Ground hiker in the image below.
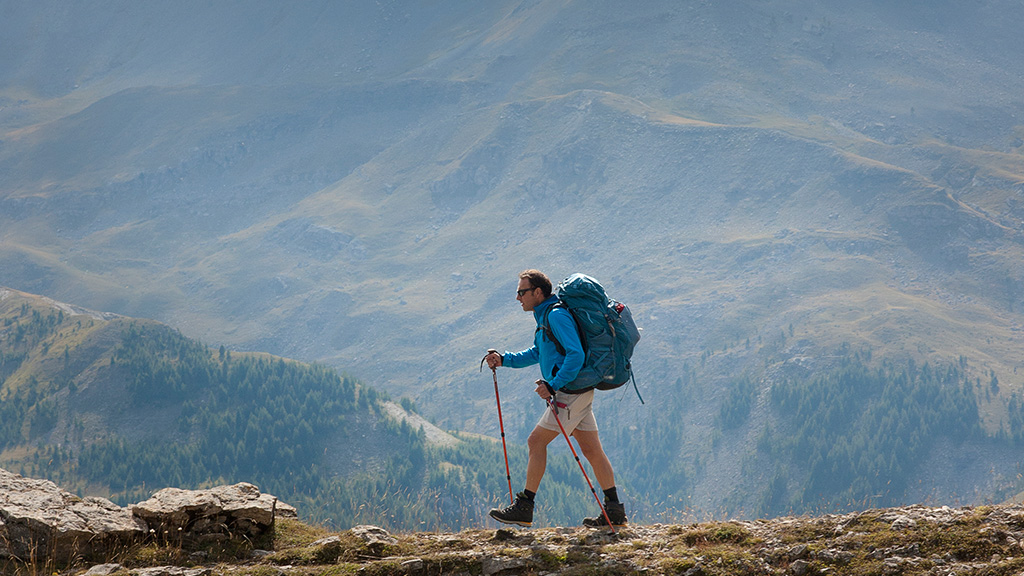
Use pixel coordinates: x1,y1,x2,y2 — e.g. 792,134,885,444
483,269,626,527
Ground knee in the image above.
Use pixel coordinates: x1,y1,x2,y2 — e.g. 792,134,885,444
527,429,552,452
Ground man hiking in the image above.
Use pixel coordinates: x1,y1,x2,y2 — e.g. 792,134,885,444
483,269,626,527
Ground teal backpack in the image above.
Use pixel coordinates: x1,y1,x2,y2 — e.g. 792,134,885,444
540,273,643,402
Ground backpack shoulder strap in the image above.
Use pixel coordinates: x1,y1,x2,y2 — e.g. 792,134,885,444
537,303,567,356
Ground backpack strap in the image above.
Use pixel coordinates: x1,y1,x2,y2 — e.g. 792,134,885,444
539,303,599,395
629,369,645,404
537,304,567,356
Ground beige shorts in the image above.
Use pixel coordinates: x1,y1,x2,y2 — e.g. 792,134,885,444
537,389,598,434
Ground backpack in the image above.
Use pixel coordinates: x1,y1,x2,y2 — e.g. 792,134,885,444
540,273,643,403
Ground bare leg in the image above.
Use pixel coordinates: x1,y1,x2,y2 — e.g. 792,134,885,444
525,426,560,492
571,429,615,490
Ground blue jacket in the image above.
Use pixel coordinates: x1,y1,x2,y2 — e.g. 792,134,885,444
502,295,584,391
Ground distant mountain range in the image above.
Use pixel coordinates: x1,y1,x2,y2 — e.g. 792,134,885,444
2,1,1024,519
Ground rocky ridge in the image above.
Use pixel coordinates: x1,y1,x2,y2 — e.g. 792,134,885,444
274,505,1024,576
6,466,1024,575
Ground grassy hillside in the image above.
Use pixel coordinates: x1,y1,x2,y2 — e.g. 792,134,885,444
0,287,617,530
3,1,1024,519
6,284,1024,530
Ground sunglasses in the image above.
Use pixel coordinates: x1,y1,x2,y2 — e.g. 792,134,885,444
516,287,537,297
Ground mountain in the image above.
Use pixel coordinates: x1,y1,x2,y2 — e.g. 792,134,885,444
0,286,623,530
2,1,1024,518
0,286,409,520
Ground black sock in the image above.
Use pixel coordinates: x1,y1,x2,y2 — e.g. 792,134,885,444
603,487,619,503
523,489,536,502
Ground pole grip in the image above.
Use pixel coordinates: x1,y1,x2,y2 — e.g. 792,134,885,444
481,349,500,371
540,379,555,397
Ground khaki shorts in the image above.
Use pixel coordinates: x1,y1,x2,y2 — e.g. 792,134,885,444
537,389,598,434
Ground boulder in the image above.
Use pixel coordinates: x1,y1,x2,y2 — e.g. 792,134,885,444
0,468,147,564
306,536,343,563
350,525,397,556
131,482,277,544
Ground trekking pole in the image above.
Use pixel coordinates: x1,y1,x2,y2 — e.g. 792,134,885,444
482,349,514,505
540,380,616,534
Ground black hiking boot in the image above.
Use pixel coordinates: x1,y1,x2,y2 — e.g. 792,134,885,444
488,492,534,527
582,500,627,527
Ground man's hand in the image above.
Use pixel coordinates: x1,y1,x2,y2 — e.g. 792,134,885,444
485,350,503,369
535,379,552,400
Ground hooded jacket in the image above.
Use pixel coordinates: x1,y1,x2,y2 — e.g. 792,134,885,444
502,295,585,391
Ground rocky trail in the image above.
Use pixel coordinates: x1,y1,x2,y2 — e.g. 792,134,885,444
5,468,1024,575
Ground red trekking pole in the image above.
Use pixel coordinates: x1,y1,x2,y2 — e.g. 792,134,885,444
541,380,616,533
482,349,514,505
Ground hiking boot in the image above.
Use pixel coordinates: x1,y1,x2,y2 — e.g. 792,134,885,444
582,500,627,527
489,492,534,527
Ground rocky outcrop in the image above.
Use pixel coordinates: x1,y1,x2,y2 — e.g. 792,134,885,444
15,465,1024,576
131,483,278,545
0,469,288,567
0,468,147,564
350,524,398,555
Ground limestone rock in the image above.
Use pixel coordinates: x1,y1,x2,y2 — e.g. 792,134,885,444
307,536,343,563
131,483,277,543
350,524,397,555
482,555,527,576
0,468,146,564
789,559,811,575
83,564,125,576
787,543,810,560
276,500,299,518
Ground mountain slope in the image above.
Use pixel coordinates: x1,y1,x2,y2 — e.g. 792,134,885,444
0,286,626,529
0,287,392,514
2,1,1024,518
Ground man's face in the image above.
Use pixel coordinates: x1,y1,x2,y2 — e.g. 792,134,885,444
516,278,544,312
